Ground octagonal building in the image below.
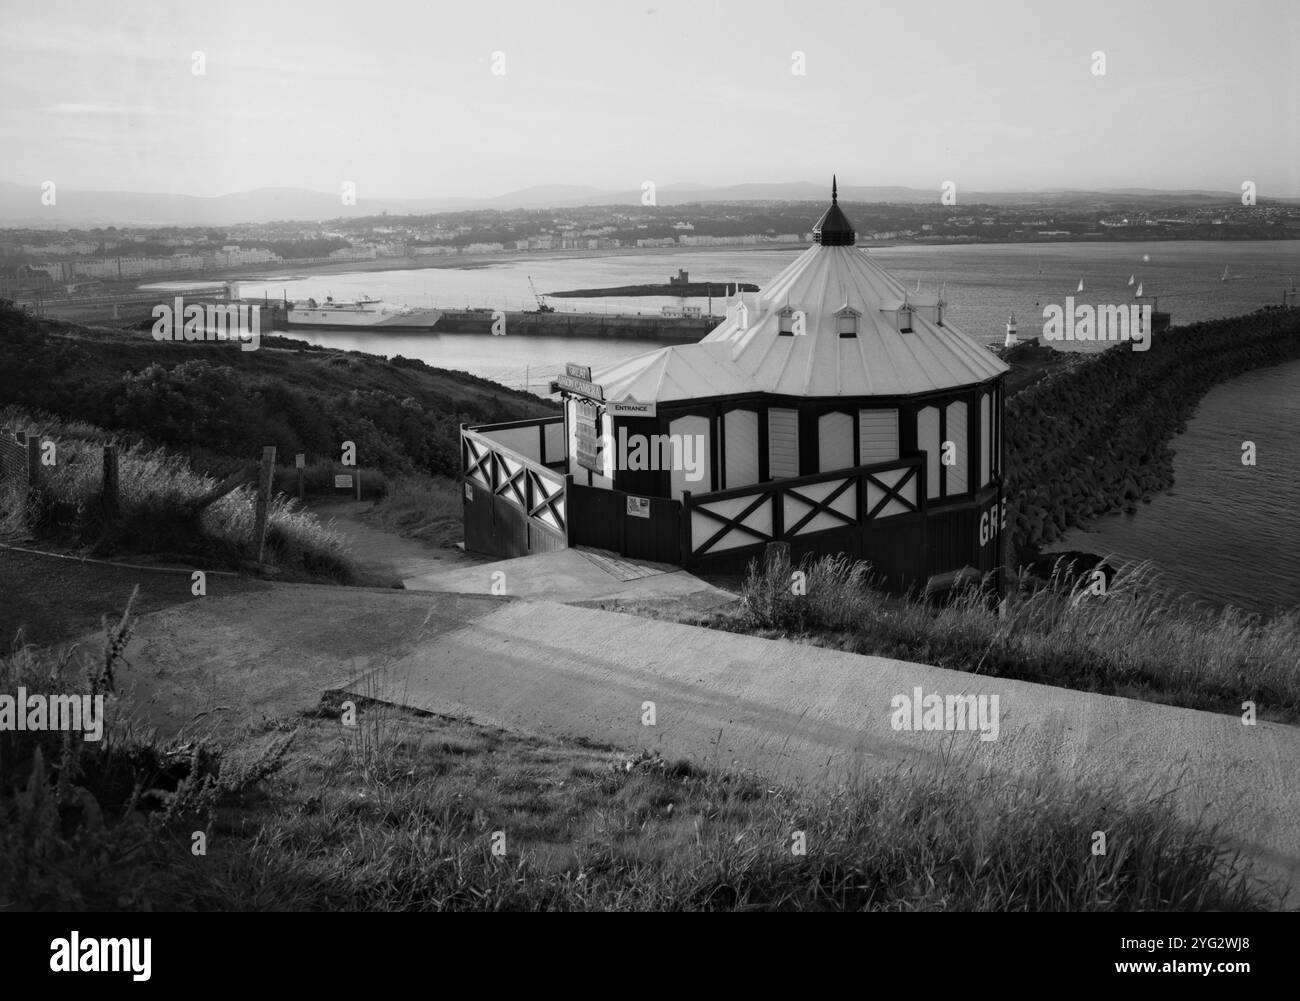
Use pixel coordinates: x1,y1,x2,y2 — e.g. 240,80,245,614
461,179,1011,593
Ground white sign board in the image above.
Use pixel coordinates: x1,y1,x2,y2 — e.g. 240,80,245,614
334,474,354,488
626,495,650,518
608,398,657,418
295,453,305,469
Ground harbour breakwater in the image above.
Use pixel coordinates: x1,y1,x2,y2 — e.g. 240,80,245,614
428,309,719,341
1003,305,1300,557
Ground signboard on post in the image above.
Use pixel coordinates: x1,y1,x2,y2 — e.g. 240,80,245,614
552,373,604,400
565,362,592,381
334,474,353,489
574,399,604,474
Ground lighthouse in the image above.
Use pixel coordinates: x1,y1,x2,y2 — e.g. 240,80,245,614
1004,313,1018,348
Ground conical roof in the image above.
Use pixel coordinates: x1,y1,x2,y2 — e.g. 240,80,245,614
812,175,855,246
591,181,1009,404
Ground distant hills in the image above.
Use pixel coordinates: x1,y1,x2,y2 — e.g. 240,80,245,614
2,179,1293,228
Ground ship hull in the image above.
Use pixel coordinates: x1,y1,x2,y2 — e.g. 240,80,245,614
285,307,443,331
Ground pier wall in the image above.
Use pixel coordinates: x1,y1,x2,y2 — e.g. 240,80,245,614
1004,306,1300,554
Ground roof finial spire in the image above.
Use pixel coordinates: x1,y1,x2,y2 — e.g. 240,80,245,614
832,174,838,204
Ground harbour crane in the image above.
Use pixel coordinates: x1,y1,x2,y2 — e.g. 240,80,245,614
527,276,554,313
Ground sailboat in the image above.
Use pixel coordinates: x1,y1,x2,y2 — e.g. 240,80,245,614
1135,282,1143,298
1076,279,1084,293
1128,275,1135,286
914,277,922,293
1221,266,1230,282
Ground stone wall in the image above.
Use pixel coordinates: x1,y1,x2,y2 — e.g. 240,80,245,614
1004,306,1300,555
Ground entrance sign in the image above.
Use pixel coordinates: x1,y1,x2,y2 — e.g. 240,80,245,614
608,398,657,418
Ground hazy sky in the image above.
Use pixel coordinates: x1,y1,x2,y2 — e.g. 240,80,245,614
1,0,1296,198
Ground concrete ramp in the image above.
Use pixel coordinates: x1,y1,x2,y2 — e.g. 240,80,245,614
402,547,735,606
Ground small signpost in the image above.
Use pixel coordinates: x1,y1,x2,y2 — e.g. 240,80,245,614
295,452,305,500
626,495,650,518
574,398,603,474
553,361,608,475
334,470,361,500
552,361,604,401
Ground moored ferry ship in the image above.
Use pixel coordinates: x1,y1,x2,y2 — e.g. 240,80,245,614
286,295,442,330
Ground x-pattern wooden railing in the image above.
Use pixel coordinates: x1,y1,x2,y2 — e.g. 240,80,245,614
863,463,919,520
687,456,922,557
462,427,566,536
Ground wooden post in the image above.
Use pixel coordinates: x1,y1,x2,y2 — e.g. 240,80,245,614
101,445,119,518
252,446,276,563
999,495,1015,618
26,434,41,486
295,453,305,501
562,473,574,546
680,490,692,566
619,490,627,557
766,540,791,572
356,466,361,502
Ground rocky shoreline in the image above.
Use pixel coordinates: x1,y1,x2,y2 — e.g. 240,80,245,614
1004,306,1300,559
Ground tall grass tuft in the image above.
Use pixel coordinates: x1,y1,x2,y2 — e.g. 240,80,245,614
1,407,359,581
734,553,1300,720
0,599,289,910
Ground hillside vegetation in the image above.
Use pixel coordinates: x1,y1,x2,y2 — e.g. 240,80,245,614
0,299,554,478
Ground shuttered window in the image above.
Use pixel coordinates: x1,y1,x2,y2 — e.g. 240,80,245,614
768,408,799,480
858,410,898,466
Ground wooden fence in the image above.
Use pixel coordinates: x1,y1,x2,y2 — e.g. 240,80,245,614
462,425,568,557
682,455,924,564
0,429,278,561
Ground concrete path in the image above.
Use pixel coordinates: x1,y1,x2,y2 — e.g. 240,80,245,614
102,580,1300,902
104,584,502,740
402,547,737,607
344,599,1300,901
310,500,484,585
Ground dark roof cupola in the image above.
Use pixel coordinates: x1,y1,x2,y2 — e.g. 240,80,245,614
812,174,856,246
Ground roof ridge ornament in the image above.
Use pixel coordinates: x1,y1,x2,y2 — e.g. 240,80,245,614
813,174,856,247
